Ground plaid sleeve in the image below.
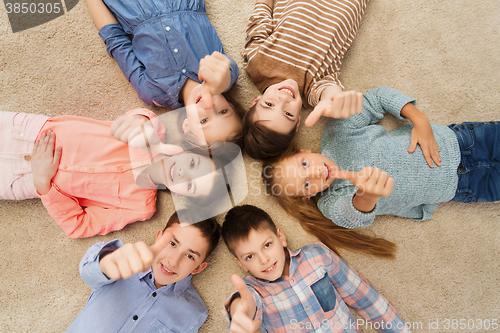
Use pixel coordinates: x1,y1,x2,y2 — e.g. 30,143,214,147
320,243,411,333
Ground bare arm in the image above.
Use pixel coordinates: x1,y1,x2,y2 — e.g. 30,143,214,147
86,0,118,30
256,0,273,7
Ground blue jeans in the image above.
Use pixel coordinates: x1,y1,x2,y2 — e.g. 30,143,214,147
449,121,500,202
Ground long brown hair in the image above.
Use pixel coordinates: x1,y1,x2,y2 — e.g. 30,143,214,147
262,148,397,259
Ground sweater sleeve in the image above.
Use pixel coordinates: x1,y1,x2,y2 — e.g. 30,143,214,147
40,183,157,238
317,180,378,229
243,3,273,64
346,86,417,128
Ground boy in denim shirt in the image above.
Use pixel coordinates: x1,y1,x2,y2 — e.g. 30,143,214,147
222,205,411,333
67,210,220,332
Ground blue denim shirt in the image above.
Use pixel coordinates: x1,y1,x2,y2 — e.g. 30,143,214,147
66,239,208,333
98,0,239,109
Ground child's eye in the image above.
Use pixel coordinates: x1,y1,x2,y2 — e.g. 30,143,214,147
169,241,176,247
187,180,192,190
305,180,310,189
190,159,195,168
200,118,208,124
265,102,273,107
219,109,228,114
285,111,293,118
264,242,272,248
245,255,253,261
301,159,307,167
186,254,195,261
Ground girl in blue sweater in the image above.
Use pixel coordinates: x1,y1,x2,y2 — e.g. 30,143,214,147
262,86,499,233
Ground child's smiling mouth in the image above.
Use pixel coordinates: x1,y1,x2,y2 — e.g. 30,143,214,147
325,163,331,181
278,86,295,99
161,263,176,276
169,162,175,182
262,261,277,273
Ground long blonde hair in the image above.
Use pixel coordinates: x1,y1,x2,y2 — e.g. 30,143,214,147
262,149,397,259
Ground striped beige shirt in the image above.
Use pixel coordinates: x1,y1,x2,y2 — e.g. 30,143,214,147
243,0,368,108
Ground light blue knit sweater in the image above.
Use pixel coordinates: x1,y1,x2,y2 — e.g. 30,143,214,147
317,86,461,229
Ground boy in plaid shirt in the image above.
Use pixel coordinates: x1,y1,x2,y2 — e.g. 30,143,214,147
221,205,411,333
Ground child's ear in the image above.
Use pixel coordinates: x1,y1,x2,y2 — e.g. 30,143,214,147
182,118,190,134
191,261,208,275
250,96,262,108
234,257,248,272
277,228,287,248
299,148,311,153
155,230,163,242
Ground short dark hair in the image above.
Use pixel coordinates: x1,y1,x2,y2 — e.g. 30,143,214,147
242,103,297,161
164,210,221,260
221,205,278,256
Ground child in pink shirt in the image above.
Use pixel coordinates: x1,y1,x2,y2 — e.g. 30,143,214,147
0,109,232,238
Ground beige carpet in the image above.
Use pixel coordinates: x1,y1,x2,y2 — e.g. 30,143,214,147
1,0,499,332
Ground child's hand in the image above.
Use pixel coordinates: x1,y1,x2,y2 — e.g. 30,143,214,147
198,51,232,110
408,116,441,168
111,115,183,156
31,131,62,195
229,274,261,333
305,90,363,127
99,230,172,280
334,167,394,213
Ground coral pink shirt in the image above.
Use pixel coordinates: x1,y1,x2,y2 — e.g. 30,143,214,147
39,109,164,238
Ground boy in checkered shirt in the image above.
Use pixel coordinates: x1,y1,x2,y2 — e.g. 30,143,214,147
221,205,412,333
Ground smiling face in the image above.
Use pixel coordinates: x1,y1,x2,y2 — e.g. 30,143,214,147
253,79,303,135
158,152,217,199
276,151,339,198
151,223,209,288
184,85,242,143
234,227,288,282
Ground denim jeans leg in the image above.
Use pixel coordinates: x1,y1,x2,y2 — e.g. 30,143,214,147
449,121,500,203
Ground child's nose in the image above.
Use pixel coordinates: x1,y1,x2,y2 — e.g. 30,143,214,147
308,166,323,178
258,253,269,264
168,251,182,268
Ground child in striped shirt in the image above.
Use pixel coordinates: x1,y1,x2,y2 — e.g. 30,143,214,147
222,205,411,333
242,0,368,160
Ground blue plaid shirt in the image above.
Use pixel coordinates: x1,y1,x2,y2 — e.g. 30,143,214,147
225,243,411,333
67,239,207,333
98,0,239,109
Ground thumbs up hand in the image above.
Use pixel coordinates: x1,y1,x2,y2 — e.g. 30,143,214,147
229,274,261,333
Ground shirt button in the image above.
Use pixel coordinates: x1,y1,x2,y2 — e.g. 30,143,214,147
305,306,310,311
89,168,95,172
62,165,68,170
290,279,294,284
19,174,24,177
173,48,178,53
24,155,31,161
152,292,157,297
149,274,152,279
181,69,186,73
132,315,138,321
166,26,170,31
117,167,123,172
19,133,24,136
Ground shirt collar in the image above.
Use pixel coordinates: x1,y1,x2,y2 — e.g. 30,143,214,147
141,270,193,297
